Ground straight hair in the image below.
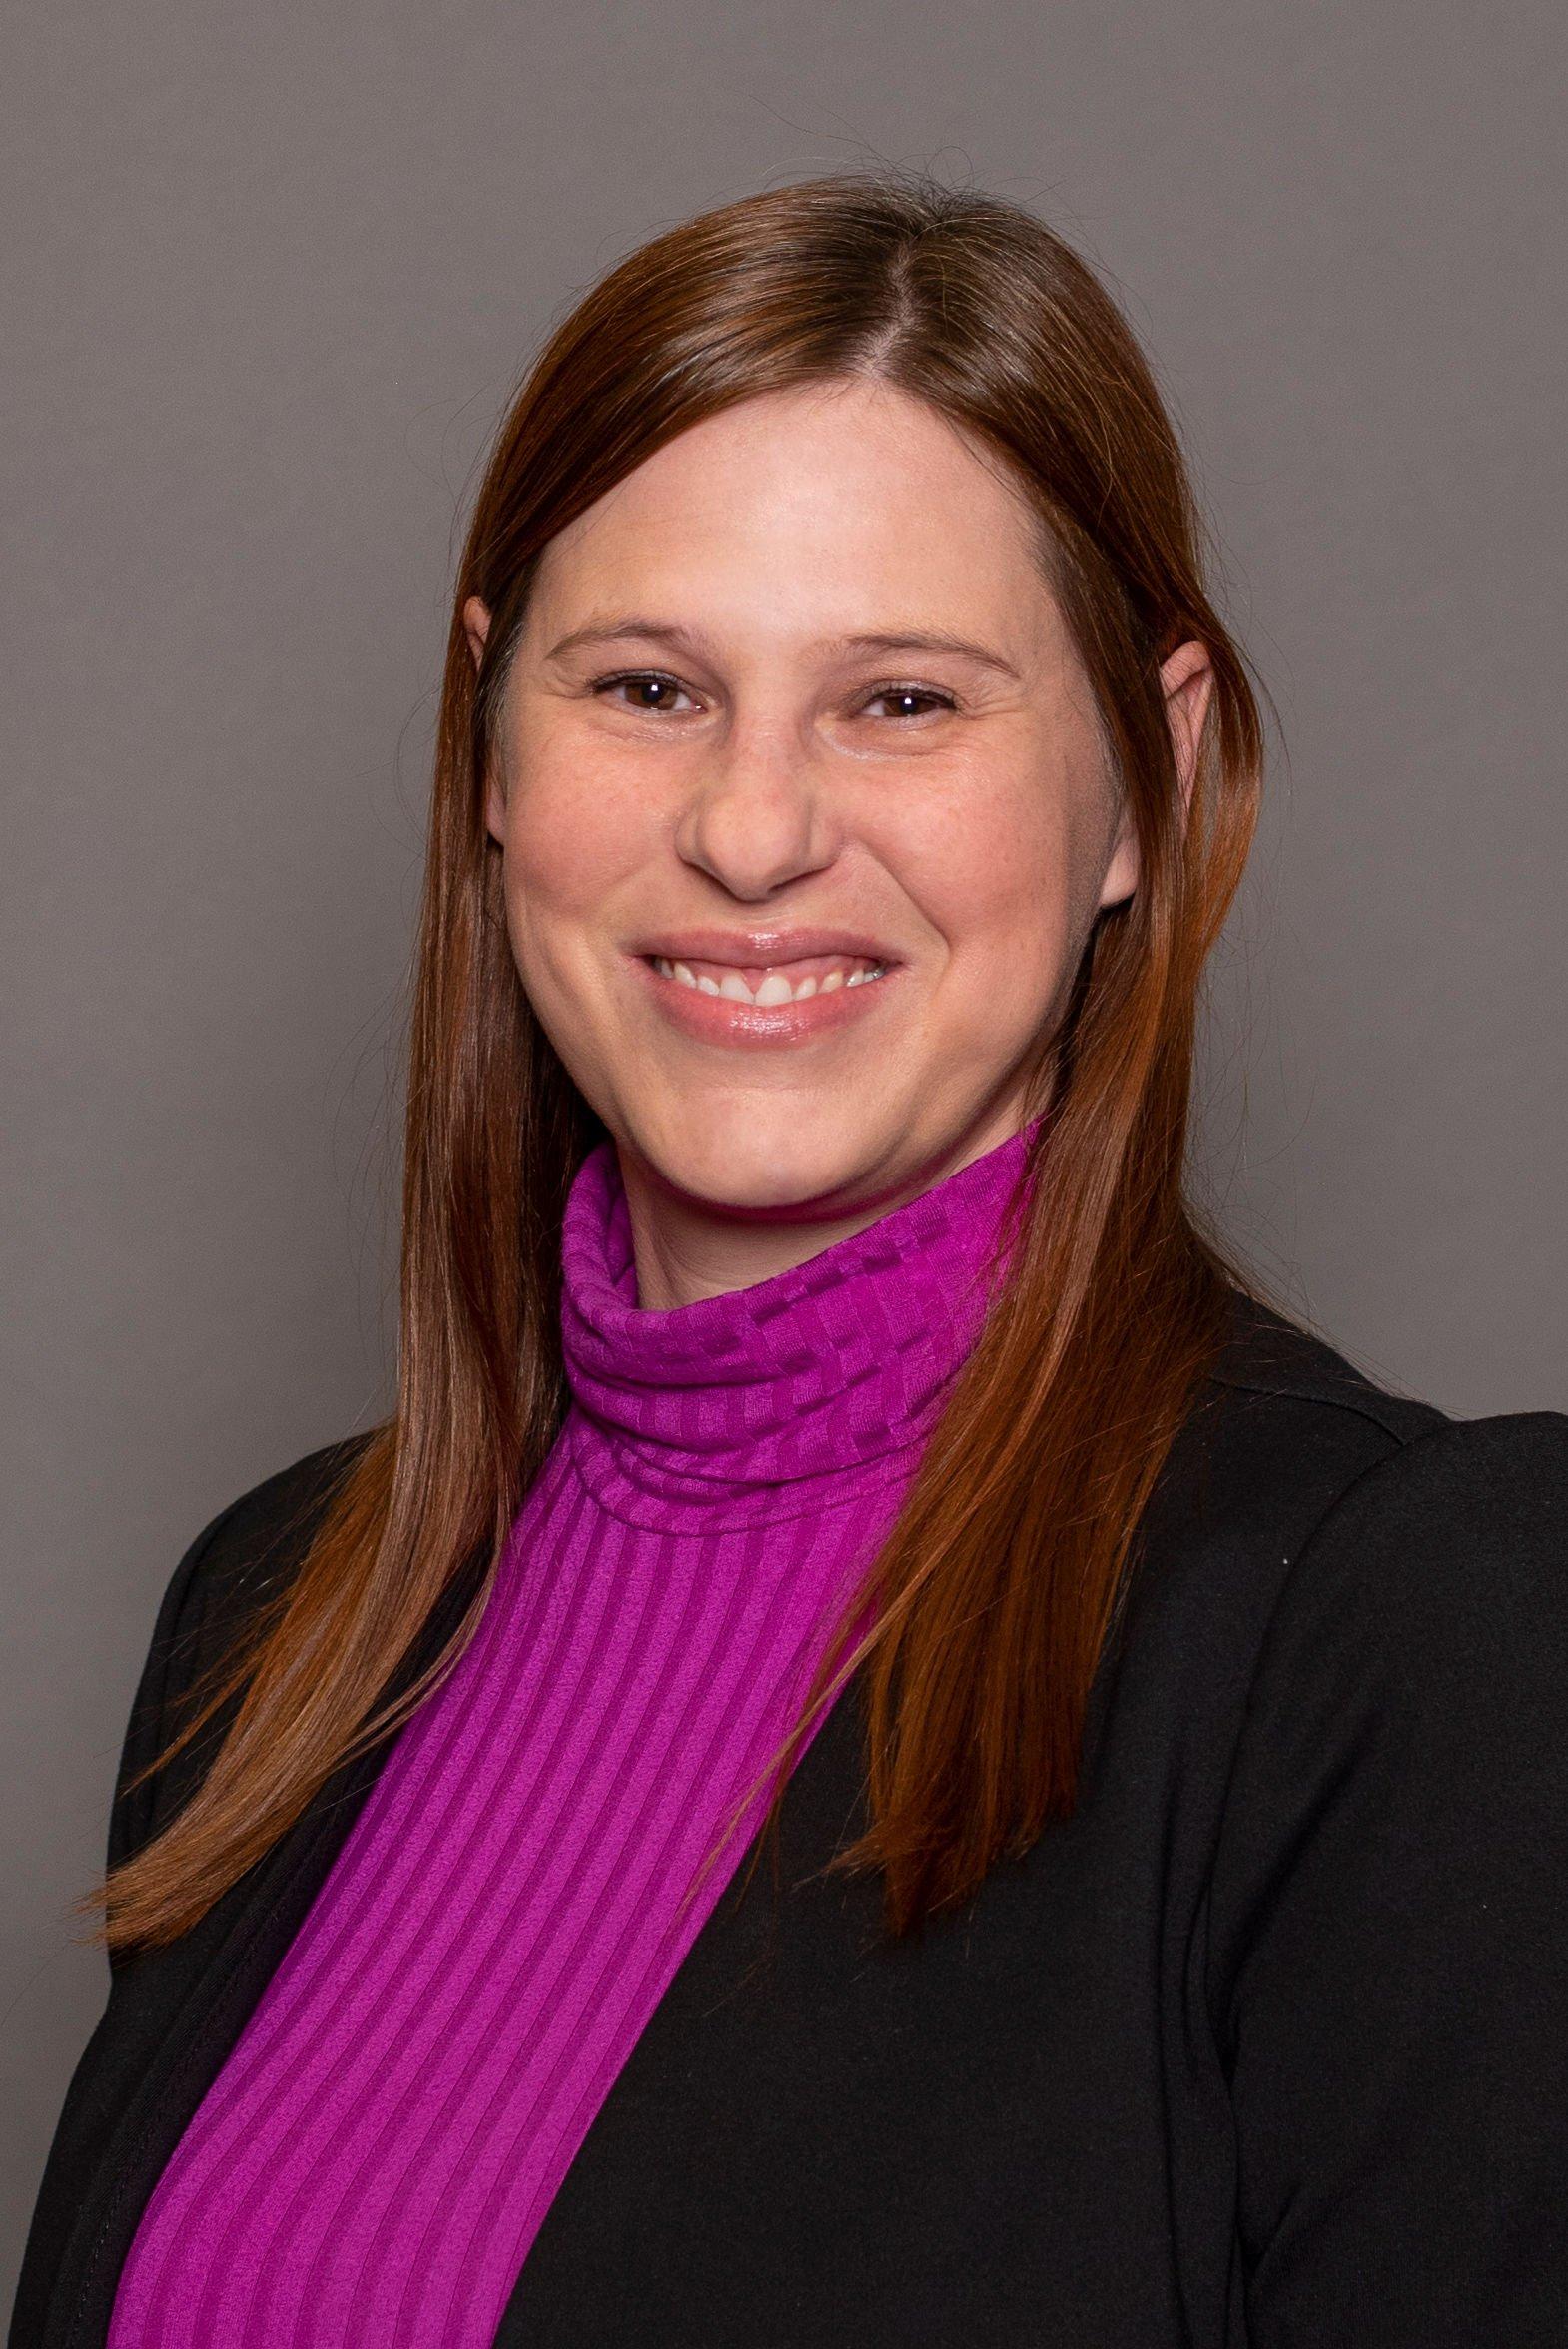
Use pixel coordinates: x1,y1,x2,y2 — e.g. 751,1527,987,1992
86,170,1275,1956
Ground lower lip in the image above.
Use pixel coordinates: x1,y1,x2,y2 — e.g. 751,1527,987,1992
627,954,905,1047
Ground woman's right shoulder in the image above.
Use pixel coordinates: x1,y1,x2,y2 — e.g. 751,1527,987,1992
151,1429,378,1667
113,1431,378,1860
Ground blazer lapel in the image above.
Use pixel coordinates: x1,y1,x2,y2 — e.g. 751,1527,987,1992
493,1664,877,2344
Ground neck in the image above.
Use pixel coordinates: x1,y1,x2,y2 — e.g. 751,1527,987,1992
616,1097,1037,1311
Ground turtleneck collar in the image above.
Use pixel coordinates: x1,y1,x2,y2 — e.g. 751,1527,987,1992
559,1117,1042,1532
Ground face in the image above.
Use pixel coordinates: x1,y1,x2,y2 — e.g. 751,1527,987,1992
468,378,1209,1238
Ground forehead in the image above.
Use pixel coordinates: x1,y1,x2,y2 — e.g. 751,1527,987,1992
526,381,1058,654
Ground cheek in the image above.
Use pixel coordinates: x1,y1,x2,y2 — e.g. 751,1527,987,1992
499,736,654,931
899,778,1078,999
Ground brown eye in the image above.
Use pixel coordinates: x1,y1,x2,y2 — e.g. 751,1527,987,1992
593,671,696,715
863,684,957,721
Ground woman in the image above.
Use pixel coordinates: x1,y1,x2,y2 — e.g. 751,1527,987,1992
14,172,1568,2349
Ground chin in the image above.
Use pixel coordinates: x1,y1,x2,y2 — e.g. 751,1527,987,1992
627,1100,899,1222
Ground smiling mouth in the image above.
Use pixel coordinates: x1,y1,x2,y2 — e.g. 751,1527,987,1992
644,952,892,1006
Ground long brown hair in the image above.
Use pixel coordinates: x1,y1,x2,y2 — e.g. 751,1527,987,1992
85,169,1276,1958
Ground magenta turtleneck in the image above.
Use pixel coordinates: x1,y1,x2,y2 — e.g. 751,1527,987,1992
108,1118,1037,2347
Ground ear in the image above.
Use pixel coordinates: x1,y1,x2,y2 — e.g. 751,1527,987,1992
1096,639,1214,912
1160,638,1213,830
462,594,491,672
461,597,509,844
1097,795,1141,912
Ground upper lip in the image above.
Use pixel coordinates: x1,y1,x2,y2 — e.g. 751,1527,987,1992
630,927,902,968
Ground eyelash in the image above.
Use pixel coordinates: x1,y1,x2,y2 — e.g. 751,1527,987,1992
589,670,959,722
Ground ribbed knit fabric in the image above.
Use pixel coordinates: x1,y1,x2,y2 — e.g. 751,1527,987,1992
107,1118,1038,2348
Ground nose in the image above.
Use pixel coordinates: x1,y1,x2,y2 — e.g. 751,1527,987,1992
672,716,839,900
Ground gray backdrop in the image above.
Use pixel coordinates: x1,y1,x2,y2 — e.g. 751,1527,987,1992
5,0,1564,2311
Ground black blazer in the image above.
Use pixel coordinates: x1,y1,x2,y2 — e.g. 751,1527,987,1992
14,1291,1568,2348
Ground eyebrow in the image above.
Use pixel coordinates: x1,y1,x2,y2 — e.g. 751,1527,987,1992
544,616,1022,683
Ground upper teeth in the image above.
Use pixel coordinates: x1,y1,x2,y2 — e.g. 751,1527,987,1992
650,955,889,1005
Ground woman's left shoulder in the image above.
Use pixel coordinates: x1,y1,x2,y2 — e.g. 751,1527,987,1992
1132,1285,1568,1712
1254,1406,1568,1735
1293,1402,1568,1573
1187,1289,1568,1861
1201,1283,1568,1613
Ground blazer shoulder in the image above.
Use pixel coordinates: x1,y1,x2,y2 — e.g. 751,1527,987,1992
1130,1283,1564,1663
1197,1285,1568,1536
1137,1287,1455,1570
1205,1284,1453,1444
110,1430,377,1875
1268,1399,1568,1626
158,1428,377,1694
1122,1290,1568,1841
